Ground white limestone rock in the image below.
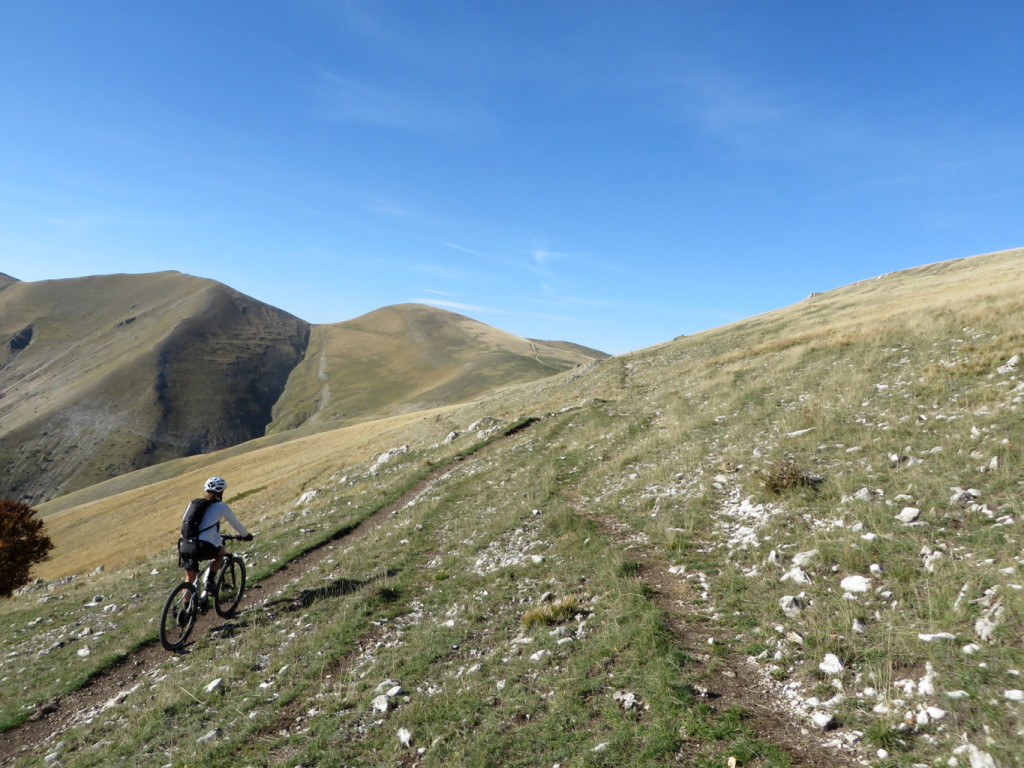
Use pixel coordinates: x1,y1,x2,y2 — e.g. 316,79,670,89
791,549,819,567
778,595,805,618
840,575,872,593
895,507,920,523
819,654,845,676
781,567,812,585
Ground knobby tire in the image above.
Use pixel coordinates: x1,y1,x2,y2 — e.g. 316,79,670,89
159,582,197,651
214,555,246,617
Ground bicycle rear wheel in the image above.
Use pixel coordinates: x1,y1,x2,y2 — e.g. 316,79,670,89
159,582,197,651
215,555,246,617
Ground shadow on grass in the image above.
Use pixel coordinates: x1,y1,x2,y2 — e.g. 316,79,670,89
265,569,400,612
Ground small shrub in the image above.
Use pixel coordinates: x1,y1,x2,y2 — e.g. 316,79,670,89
0,499,54,597
754,458,823,495
522,595,581,629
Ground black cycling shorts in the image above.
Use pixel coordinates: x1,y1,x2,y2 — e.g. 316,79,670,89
178,538,220,571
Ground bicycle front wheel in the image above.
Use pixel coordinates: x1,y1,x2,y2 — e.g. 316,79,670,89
159,582,197,651
215,555,246,617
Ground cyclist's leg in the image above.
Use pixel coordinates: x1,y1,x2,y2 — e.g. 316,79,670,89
205,546,227,590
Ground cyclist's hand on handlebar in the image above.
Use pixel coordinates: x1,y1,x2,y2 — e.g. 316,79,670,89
241,533,254,541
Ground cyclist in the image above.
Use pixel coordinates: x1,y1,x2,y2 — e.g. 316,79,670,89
179,476,252,619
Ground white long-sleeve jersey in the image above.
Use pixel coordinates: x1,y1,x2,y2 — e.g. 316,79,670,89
182,500,250,547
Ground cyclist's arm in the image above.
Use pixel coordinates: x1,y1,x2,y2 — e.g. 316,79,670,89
219,504,251,538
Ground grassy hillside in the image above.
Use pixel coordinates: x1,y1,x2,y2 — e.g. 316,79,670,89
267,303,604,433
0,272,310,503
2,248,1023,768
0,278,602,505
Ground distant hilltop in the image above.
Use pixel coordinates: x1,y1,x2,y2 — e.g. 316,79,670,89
0,271,607,504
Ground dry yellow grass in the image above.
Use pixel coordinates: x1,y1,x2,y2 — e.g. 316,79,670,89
32,247,1024,580
34,405,456,579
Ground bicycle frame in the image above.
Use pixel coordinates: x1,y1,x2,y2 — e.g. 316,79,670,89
159,535,248,651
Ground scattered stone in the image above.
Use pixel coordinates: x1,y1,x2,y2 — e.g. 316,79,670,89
840,575,872,593
967,744,998,768
918,633,956,643
975,600,1005,642
397,727,413,747
819,654,844,676
372,695,390,713
791,549,819,567
530,649,551,662
811,711,836,730
950,488,980,505
852,619,867,634
197,728,222,744
919,662,937,696
895,507,921,524
997,354,1020,374
781,567,812,585
1005,689,1024,702
372,445,410,473
778,595,805,618
77,647,91,658
613,690,642,711
296,490,318,506
205,678,224,694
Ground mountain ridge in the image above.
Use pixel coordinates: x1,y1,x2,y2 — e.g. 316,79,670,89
0,272,606,502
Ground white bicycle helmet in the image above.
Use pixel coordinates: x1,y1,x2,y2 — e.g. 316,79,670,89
204,476,227,494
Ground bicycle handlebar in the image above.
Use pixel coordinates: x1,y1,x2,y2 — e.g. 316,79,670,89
222,534,252,542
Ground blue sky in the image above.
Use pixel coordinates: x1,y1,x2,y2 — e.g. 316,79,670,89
2,2,1022,354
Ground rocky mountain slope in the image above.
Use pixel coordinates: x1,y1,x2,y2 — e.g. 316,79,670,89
0,272,309,504
0,273,604,503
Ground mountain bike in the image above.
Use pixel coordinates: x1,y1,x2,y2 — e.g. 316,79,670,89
159,535,248,652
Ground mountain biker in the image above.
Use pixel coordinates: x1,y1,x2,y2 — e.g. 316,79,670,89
179,476,252,611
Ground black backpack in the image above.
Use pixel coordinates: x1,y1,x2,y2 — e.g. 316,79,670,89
178,497,216,566
181,497,215,540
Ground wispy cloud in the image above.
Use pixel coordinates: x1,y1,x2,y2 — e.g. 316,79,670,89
311,73,496,140
532,247,571,265
414,297,596,326
444,241,561,281
414,298,491,313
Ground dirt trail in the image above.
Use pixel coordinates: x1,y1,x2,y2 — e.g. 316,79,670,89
592,515,866,767
2,418,865,766
0,466,451,766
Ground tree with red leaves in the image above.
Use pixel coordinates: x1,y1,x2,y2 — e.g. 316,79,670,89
0,499,54,597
